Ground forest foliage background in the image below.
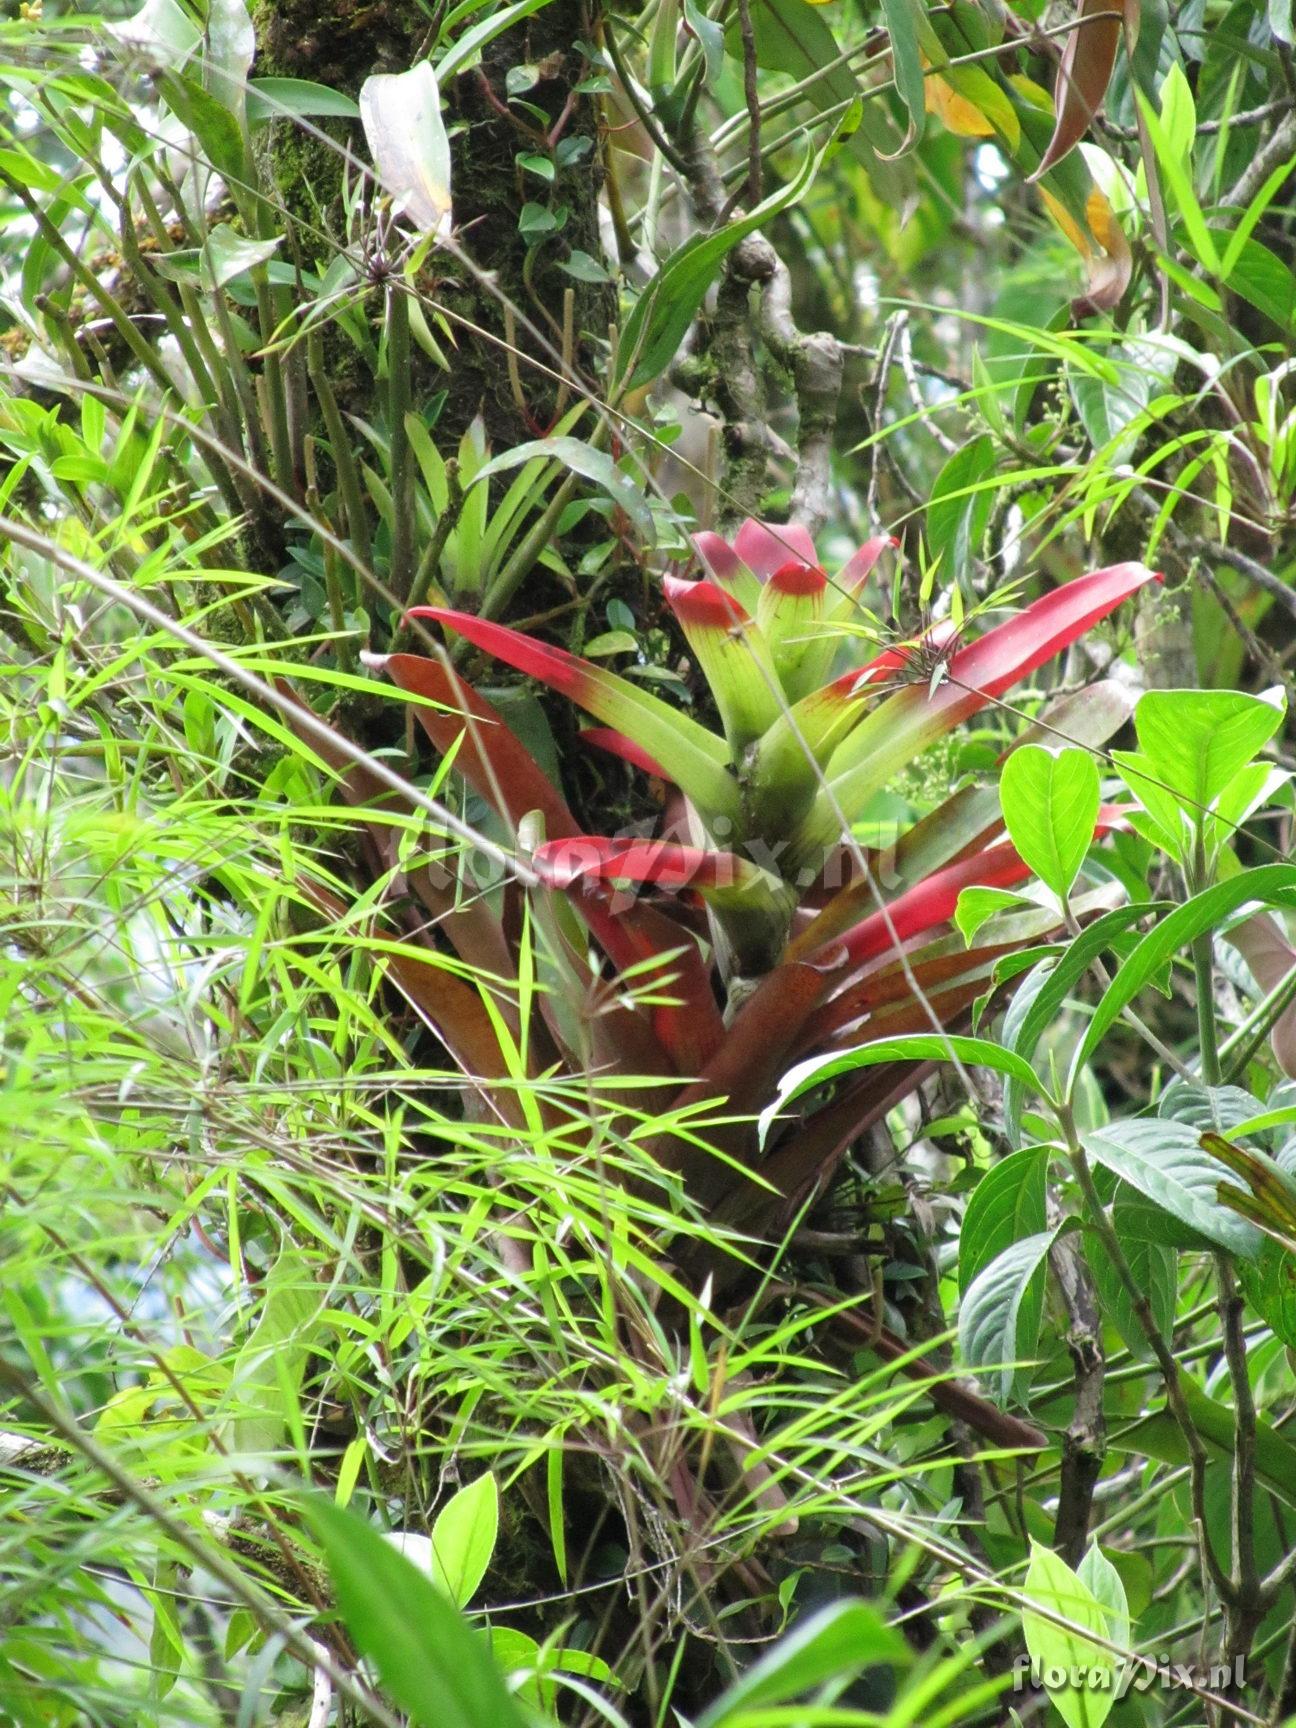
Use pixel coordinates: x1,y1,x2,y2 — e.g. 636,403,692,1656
3,0,1296,1722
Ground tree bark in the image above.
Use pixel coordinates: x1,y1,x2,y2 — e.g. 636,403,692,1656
252,0,613,450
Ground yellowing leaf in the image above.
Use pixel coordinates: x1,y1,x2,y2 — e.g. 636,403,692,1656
1039,182,1132,312
921,55,1020,147
924,70,995,136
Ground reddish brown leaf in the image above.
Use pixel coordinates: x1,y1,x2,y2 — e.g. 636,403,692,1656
581,726,670,780
274,677,513,978
375,652,578,841
1031,0,1131,181
656,955,846,1206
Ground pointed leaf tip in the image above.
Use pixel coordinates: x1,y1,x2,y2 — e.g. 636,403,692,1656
534,837,756,892
579,727,670,780
1029,0,1128,182
402,606,740,824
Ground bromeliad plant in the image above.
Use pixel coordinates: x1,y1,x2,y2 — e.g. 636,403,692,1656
358,522,1158,1252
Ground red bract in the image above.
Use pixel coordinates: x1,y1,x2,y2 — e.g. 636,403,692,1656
356,531,1157,1291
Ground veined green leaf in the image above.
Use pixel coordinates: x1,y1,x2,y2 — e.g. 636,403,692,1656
1000,744,1099,900
1021,1541,1119,1728
1080,1120,1262,1259
958,1229,1057,1403
960,1145,1050,1294
301,1495,529,1728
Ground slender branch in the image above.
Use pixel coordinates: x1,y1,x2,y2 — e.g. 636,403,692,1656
1049,1231,1107,1566
308,325,373,571
0,515,536,887
1219,1256,1263,1663
735,0,763,215
1223,107,1296,209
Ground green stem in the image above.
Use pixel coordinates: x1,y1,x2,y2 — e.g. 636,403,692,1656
1221,960,1296,1084
1193,928,1223,1086
482,413,602,622
307,328,372,573
386,283,414,604
1190,827,1221,1086
402,458,463,625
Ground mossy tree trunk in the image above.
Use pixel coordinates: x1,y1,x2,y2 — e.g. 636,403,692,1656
253,0,614,452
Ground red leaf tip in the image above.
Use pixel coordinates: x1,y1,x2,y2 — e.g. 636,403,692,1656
769,559,828,596
663,574,752,627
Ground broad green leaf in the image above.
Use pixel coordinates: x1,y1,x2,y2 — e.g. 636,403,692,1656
955,884,1034,945
1000,744,1099,900
201,224,282,290
475,437,653,538
959,1146,1050,1293
300,1495,529,1728
226,1242,324,1455
762,1034,1045,1146
1133,688,1285,819
1071,865,1296,1081
1086,1197,1175,1358
431,1473,499,1608
246,77,362,122
880,0,927,150
1002,903,1152,1144
925,434,995,587
958,1229,1057,1402
1077,1546,1129,1654
620,124,829,390
1021,1541,1118,1728
696,1600,908,1728
360,61,451,240
1080,1121,1261,1259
